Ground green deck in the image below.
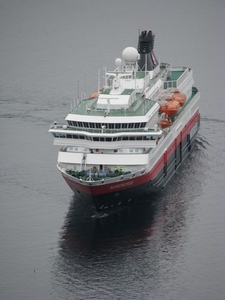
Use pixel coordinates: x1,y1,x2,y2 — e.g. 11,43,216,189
69,68,188,118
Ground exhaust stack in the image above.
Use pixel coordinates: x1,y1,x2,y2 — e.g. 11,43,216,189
138,30,159,71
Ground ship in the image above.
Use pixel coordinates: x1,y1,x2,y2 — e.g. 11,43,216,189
49,30,200,213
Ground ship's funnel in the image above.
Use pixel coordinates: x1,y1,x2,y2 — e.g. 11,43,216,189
138,30,158,71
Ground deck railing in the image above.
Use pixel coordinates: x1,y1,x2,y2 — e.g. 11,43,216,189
163,68,189,89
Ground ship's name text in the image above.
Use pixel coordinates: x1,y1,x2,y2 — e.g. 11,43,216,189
110,180,134,190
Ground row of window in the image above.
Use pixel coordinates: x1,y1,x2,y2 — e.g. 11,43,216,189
67,121,146,129
53,133,158,141
66,147,141,153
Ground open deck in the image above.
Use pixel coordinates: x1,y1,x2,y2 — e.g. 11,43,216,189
69,68,188,118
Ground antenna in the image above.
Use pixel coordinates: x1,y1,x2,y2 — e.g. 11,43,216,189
103,66,107,87
75,80,81,106
98,69,100,96
84,72,87,99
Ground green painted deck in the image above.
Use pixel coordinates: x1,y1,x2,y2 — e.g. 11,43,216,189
171,70,184,80
70,68,187,118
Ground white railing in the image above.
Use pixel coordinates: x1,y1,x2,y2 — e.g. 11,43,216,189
163,68,189,90
177,68,189,87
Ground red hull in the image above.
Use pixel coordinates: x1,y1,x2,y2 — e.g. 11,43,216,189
62,110,200,197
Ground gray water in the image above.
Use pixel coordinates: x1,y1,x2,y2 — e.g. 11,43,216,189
0,0,225,299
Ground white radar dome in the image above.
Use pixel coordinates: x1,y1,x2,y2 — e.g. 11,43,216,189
115,58,122,68
122,47,139,63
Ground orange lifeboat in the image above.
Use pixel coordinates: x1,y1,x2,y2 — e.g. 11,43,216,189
160,118,173,129
172,90,186,106
159,100,180,116
89,88,103,99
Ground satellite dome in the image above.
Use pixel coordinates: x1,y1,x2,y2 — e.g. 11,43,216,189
115,58,122,68
122,47,139,63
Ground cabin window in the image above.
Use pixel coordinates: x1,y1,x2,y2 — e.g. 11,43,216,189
108,123,115,129
136,136,142,140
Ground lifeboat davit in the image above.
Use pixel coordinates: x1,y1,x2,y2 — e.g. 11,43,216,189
159,100,180,116
172,90,186,106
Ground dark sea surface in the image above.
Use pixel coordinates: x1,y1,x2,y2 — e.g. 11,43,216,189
0,0,225,299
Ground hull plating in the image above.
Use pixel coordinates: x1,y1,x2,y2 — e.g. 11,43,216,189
62,111,200,212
